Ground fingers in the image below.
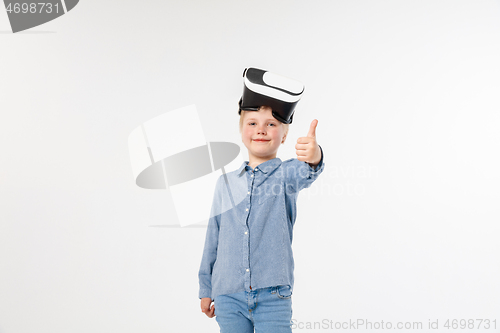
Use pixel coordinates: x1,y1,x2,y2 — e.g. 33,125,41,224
296,137,314,145
296,121,319,164
296,141,319,163
296,155,311,163
203,304,215,318
307,119,318,138
296,155,306,162
295,143,310,151
201,300,216,318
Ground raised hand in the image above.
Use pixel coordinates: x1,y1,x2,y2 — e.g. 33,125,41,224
295,119,321,166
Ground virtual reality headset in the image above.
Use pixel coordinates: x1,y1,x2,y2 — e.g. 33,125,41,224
238,67,304,124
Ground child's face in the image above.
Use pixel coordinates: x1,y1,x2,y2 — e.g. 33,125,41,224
241,106,287,161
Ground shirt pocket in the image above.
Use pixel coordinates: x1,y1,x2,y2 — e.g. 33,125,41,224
258,181,283,204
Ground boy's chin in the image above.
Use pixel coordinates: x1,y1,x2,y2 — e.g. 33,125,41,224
249,147,279,157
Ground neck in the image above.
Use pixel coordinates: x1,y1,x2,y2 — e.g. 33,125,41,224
248,154,277,169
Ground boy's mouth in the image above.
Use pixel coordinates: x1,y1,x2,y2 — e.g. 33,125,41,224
253,139,270,142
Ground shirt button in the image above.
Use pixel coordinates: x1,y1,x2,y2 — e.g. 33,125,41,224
255,168,258,171
246,208,248,211
245,231,248,234
251,175,253,177
247,192,250,195
246,269,249,272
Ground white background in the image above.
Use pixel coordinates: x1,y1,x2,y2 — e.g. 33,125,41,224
1,1,499,332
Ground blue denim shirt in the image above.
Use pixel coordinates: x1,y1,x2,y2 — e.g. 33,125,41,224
198,146,324,300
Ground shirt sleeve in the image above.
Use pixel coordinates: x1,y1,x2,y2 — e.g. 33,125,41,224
198,175,222,300
285,145,325,194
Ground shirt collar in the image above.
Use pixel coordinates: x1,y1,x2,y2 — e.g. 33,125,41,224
237,158,282,176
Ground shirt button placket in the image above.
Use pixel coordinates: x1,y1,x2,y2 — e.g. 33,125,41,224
245,169,255,291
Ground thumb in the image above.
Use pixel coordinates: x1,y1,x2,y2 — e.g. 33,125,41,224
307,119,318,138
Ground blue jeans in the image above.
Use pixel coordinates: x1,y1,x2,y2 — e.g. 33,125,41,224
214,285,293,333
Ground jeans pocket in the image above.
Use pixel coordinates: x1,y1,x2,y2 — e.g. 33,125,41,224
276,285,292,299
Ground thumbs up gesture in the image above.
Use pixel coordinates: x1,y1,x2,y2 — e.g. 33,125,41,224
295,119,322,167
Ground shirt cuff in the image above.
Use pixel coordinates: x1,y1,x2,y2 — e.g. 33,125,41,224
310,145,324,172
199,289,212,300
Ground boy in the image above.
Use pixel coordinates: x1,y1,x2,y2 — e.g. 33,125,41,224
198,68,324,333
